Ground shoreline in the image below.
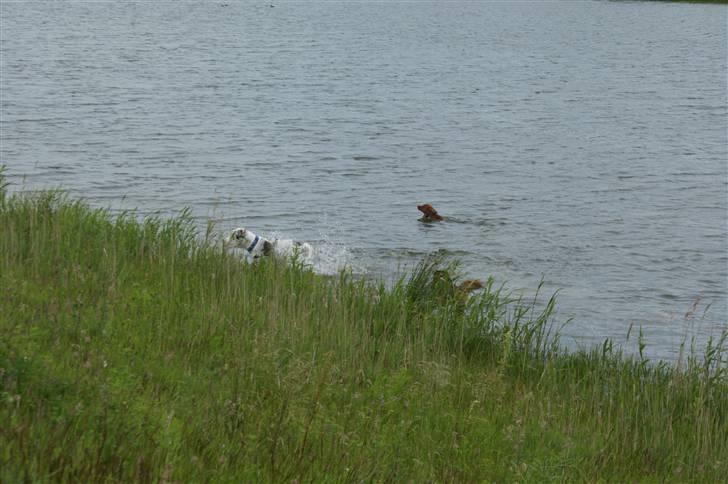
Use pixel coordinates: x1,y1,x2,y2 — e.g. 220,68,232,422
2,179,726,481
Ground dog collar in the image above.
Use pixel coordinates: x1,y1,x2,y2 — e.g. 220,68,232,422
246,235,260,253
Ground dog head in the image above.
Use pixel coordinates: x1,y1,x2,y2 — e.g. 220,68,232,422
226,227,255,249
226,227,272,257
417,203,443,221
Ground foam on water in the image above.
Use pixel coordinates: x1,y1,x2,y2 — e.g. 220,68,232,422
309,238,361,276
269,228,365,276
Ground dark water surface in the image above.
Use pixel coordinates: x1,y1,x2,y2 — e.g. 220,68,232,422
2,1,726,361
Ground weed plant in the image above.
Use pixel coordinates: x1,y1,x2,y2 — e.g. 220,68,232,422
1,175,726,481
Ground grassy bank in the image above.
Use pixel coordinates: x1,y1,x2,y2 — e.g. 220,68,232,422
1,180,726,482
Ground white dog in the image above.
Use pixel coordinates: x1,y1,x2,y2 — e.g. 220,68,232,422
226,227,313,260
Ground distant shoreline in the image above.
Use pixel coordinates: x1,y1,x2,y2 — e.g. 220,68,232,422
631,0,728,4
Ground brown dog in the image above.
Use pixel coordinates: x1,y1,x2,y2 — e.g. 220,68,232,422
417,203,444,222
433,270,484,300
457,279,483,293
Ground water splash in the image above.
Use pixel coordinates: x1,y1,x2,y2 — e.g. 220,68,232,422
308,237,361,276
262,228,363,276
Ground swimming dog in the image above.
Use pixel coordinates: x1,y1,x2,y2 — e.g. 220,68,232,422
226,227,313,260
417,203,444,222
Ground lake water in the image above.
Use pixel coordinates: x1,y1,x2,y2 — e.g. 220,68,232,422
1,1,726,362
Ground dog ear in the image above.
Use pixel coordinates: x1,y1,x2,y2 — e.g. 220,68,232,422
234,228,246,240
262,240,273,256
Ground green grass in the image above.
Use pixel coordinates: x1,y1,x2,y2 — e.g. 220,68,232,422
1,174,726,482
